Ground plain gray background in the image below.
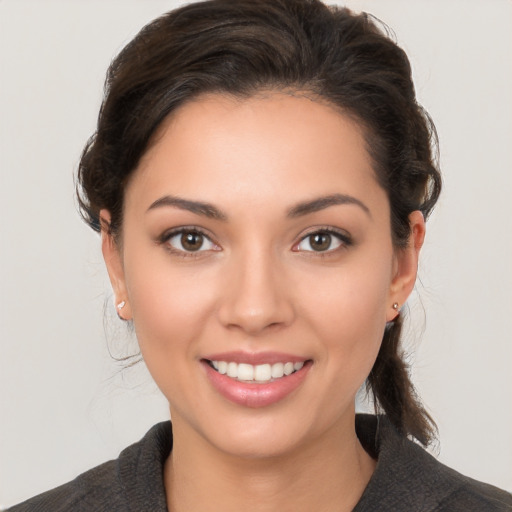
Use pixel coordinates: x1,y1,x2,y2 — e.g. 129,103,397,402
1,0,511,507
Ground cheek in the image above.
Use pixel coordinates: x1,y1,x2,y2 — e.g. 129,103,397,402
122,248,218,358
296,252,392,371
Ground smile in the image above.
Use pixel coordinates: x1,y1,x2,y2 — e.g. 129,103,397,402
202,355,312,408
208,360,305,383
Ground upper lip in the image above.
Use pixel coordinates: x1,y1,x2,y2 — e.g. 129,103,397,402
202,351,310,366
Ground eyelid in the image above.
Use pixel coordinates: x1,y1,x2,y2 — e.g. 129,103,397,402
157,225,351,255
292,226,353,252
158,226,221,255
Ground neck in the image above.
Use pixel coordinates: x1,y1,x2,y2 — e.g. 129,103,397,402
164,412,376,512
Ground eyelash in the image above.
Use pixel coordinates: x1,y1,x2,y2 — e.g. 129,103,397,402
293,227,353,255
158,226,219,258
158,226,353,257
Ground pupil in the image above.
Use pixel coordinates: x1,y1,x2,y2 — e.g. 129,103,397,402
311,233,331,251
181,232,203,251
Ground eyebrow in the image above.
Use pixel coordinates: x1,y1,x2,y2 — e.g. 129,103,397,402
287,193,371,218
147,192,370,221
147,195,228,221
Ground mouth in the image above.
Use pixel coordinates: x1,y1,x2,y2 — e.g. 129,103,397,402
205,359,306,383
201,354,312,408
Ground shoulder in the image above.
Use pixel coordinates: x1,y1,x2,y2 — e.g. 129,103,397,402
5,459,123,512
6,421,172,512
355,414,512,512
434,474,512,511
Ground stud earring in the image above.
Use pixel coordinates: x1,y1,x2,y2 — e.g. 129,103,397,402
390,302,400,324
116,301,127,321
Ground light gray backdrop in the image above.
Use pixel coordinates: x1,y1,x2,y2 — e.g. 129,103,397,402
1,0,511,507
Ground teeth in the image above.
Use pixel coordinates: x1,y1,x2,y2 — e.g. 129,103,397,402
209,360,305,383
227,362,238,378
271,362,284,378
283,362,294,375
237,363,254,381
218,361,227,374
254,363,271,382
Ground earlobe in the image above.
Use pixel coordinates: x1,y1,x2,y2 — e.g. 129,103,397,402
387,211,425,322
100,209,132,320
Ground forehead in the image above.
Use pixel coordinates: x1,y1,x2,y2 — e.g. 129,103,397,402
126,92,385,215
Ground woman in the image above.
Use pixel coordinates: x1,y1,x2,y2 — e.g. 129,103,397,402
5,0,511,510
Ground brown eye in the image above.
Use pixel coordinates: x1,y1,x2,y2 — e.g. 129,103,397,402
181,232,204,251
295,230,348,253
309,233,331,251
165,229,217,253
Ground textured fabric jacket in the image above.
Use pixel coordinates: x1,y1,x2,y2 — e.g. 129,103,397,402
8,414,512,511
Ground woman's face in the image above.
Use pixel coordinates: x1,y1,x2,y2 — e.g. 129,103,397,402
102,93,422,458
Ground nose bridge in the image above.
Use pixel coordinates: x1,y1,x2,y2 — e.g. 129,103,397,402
218,241,294,334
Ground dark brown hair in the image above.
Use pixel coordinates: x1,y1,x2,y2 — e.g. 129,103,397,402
77,0,441,445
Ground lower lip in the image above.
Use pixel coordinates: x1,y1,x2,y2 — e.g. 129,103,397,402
202,360,312,408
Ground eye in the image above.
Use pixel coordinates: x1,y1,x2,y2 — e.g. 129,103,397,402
164,229,218,253
295,230,350,253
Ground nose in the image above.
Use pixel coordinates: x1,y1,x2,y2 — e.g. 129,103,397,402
217,248,295,335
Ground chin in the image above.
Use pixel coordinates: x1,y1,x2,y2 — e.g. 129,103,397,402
183,398,354,462
209,420,309,460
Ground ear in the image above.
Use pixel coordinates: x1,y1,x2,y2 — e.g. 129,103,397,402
386,210,426,322
100,209,132,320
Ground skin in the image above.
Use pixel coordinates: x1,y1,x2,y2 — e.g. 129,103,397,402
101,93,425,512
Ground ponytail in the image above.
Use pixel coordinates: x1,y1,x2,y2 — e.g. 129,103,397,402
366,314,437,446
